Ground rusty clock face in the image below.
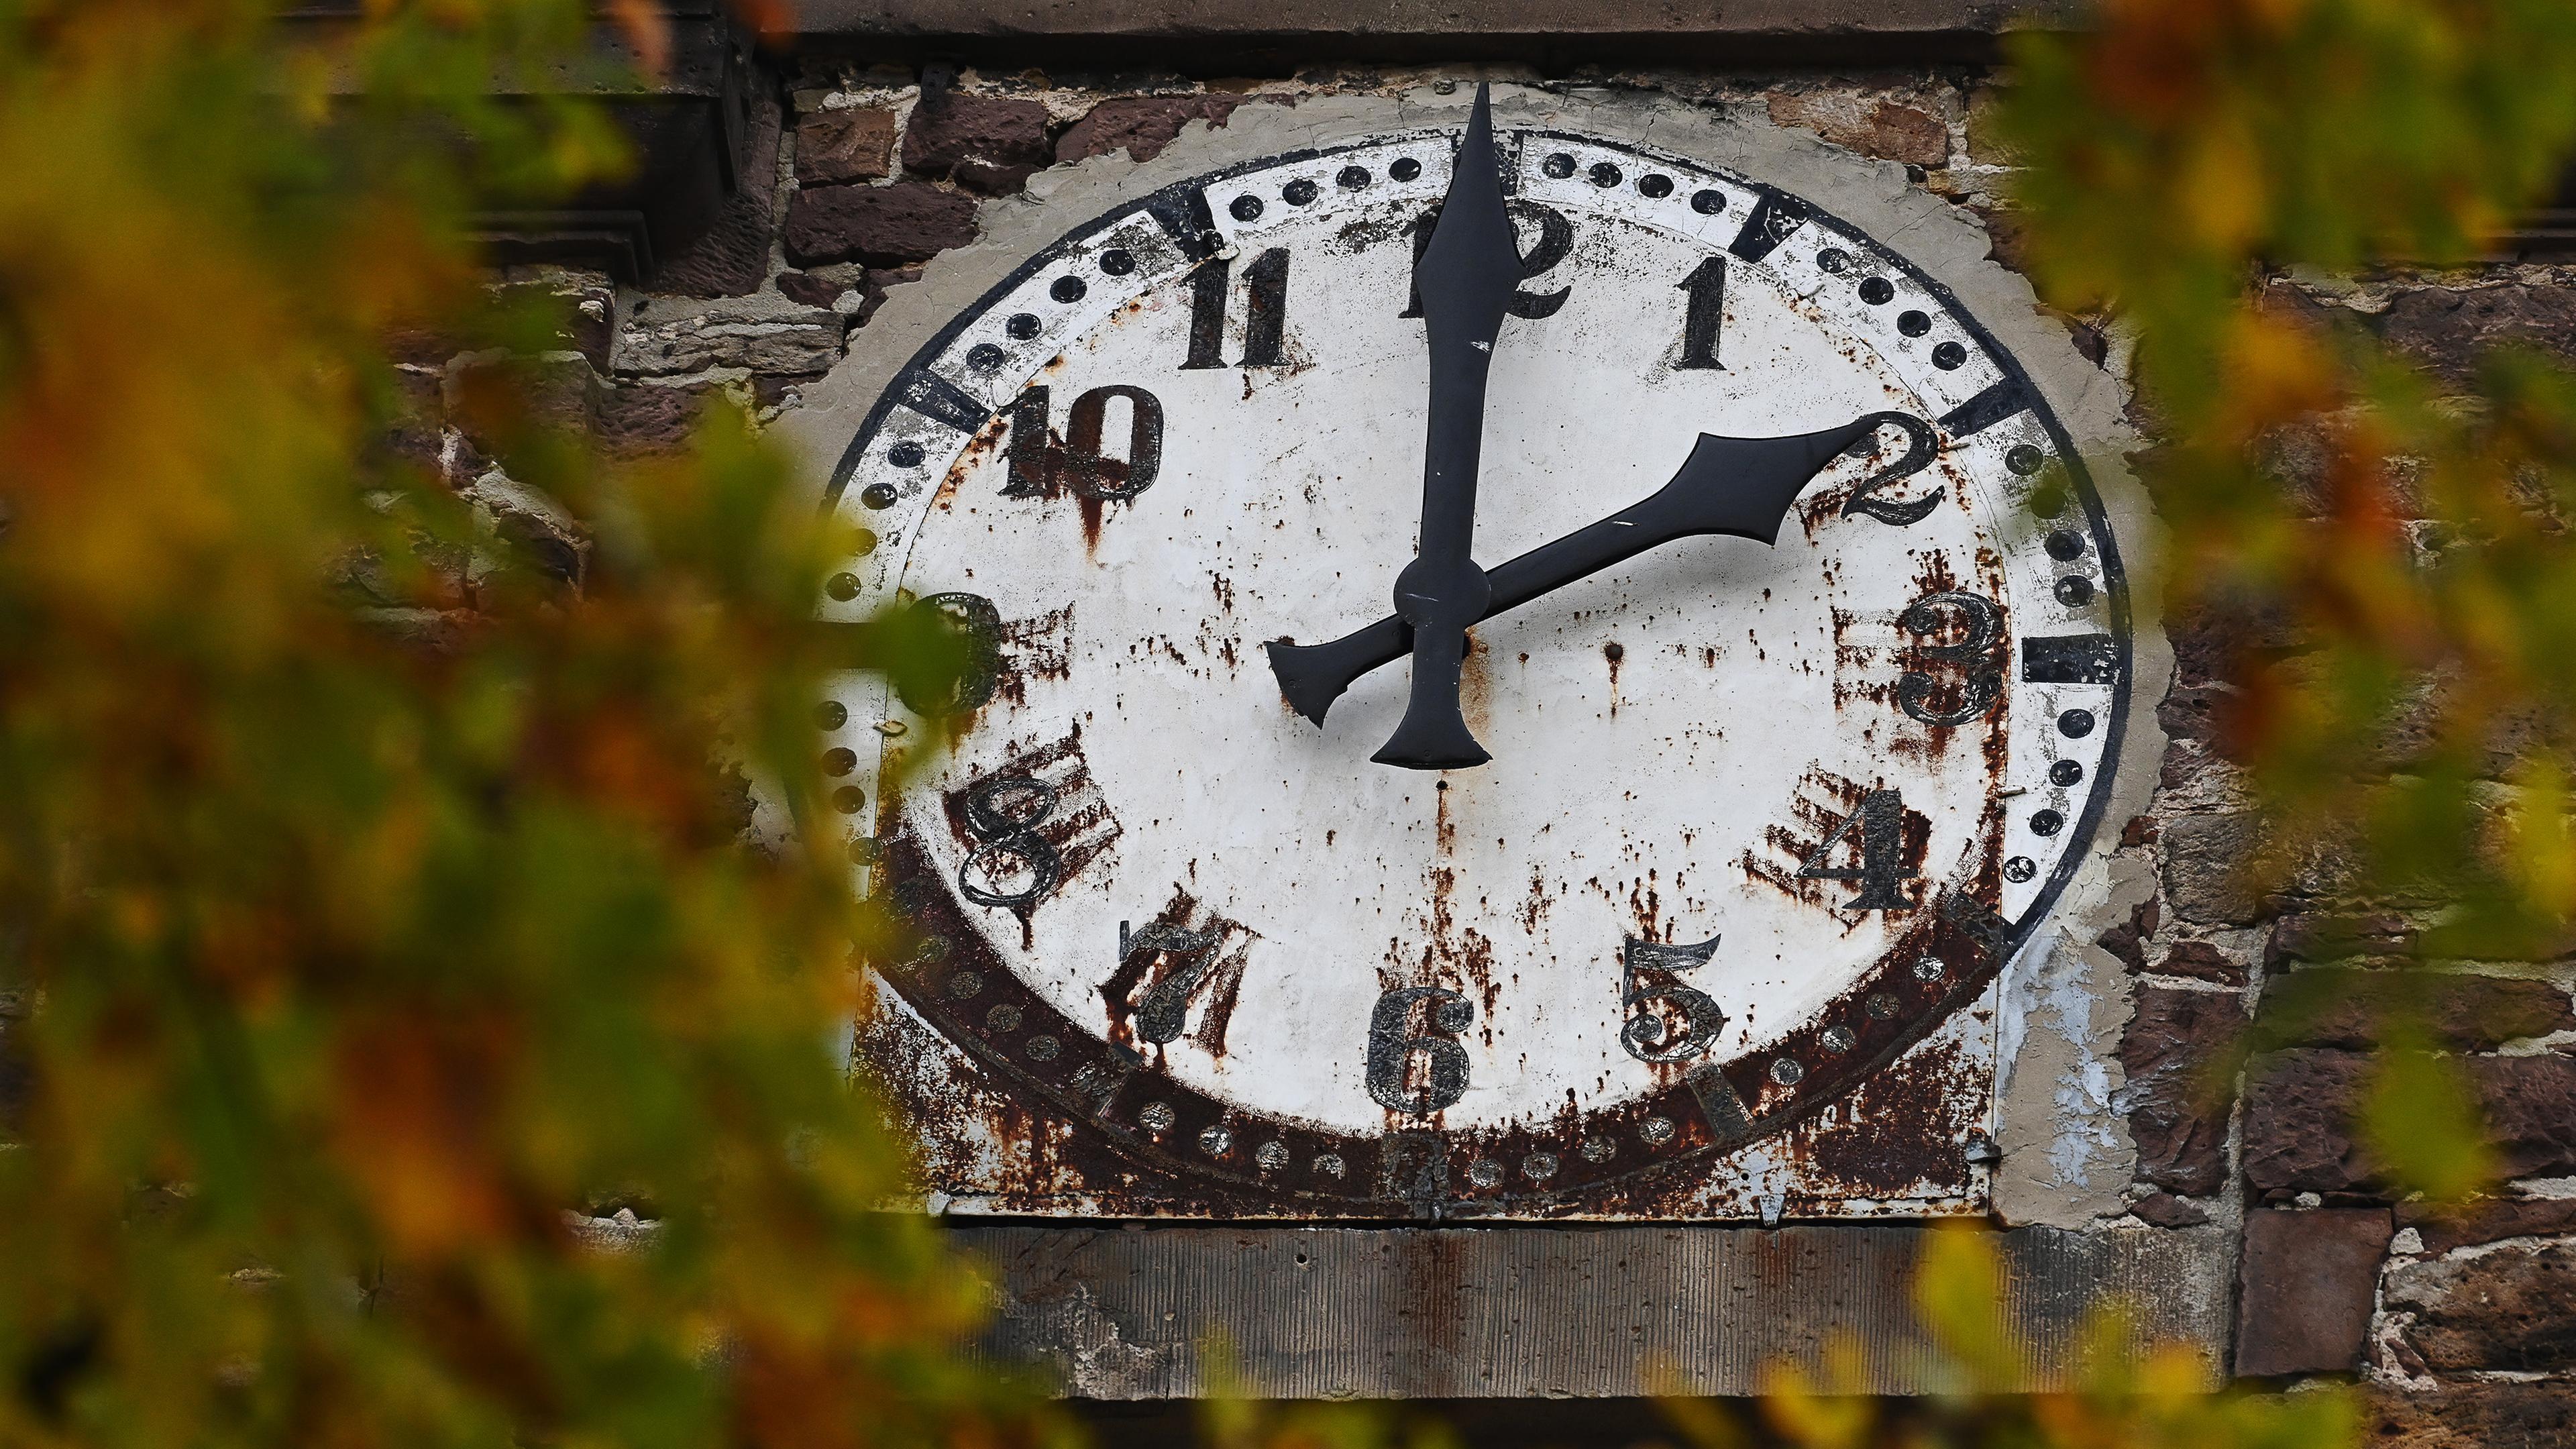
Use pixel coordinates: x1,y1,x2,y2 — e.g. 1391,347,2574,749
818,111,2129,1212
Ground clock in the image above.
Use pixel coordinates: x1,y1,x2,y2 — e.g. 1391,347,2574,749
795,89,2130,1219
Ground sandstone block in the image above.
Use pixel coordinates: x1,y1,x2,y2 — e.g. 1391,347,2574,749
2375,284,2576,387
1766,90,1949,167
786,180,978,268
2384,1240,2576,1373
902,90,1051,195
2121,985,2242,1195
796,105,898,186
2360,1382,2576,1448
1056,95,1247,164
2161,812,2268,926
2400,1196,2576,1255
2234,1206,2394,1376
2259,968,2574,1052
2244,1050,2576,1196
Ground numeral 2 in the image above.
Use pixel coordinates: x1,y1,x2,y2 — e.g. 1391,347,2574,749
1181,248,1289,369
1797,788,1917,911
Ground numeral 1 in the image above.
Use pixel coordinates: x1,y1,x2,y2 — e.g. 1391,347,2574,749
1797,788,1916,911
1181,248,1289,369
1676,256,1727,370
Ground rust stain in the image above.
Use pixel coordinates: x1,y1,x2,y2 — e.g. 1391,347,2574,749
1457,630,1491,741
1097,889,1259,1059
983,604,1074,711
1603,639,1623,715
1792,1033,1978,1195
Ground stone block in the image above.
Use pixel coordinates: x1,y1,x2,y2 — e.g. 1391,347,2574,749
620,313,846,376
902,89,1051,195
2267,912,2416,968
2131,1191,2211,1228
2153,941,2247,986
796,105,898,185
596,380,723,453
445,352,602,460
2384,1240,2576,1373
2155,681,2229,745
1056,95,1248,164
2244,1049,2576,1196
1765,90,1950,167
2259,967,2574,1052
786,180,979,267
2472,1054,2576,1182
2161,812,2268,926
2166,597,2302,690
2242,1048,2375,1196
2233,1206,2393,1377
2360,1383,2576,1449
2120,985,2242,1196
2375,284,2576,388
2400,1195,2576,1255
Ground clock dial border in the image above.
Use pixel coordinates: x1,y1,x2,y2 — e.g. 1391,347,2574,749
815,119,2133,1214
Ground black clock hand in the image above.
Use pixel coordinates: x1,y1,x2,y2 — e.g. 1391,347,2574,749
1370,82,1525,771
1266,411,1936,727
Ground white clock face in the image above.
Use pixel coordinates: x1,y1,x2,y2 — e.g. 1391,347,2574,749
820,123,2128,1210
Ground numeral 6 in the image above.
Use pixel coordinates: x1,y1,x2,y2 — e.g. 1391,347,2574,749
1365,986,1472,1116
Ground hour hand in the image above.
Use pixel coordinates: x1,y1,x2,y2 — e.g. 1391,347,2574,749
1267,411,1935,727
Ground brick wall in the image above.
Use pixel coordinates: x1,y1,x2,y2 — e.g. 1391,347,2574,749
411,54,2576,1442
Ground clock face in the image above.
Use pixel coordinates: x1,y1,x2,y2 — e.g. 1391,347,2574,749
820,121,2128,1214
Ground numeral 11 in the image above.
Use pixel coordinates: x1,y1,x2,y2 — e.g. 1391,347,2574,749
1182,248,1289,370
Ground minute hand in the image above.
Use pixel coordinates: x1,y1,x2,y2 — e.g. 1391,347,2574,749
1266,411,1935,727
1368,82,1524,770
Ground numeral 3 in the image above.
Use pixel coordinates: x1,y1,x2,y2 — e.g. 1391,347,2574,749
1897,590,2006,727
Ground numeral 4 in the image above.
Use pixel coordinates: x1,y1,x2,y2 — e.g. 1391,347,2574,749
1797,788,1918,911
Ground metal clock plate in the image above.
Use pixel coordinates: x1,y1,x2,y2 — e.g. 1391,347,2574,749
814,119,2129,1219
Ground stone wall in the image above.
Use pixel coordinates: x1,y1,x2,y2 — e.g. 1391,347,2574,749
413,50,2576,1442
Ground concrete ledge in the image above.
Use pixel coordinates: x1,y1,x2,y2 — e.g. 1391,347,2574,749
958,1223,2229,1398
790,1,2086,67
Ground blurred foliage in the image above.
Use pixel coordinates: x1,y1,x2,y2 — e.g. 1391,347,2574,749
0,1,1042,1445
2000,0,2576,1200
1653,1228,2359,1449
